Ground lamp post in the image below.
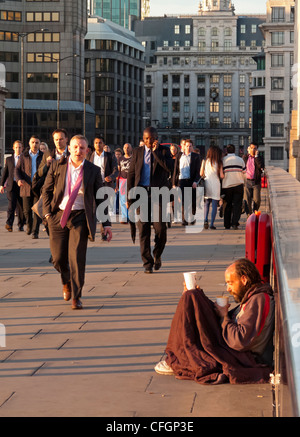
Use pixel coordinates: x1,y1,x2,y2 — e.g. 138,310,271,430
38,54,79,128
65,73,86,136
19,28,48,144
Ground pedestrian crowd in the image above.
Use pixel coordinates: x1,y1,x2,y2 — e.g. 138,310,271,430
0,128,273,385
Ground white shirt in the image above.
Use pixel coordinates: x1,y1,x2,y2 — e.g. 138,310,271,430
59,158,85,211
93,151,105,180
222,153,246,189
179,153,191,179
14,155,19,181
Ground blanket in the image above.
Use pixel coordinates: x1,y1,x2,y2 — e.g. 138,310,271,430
165,289,272,384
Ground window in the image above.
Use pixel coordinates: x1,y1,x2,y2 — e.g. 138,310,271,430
210,102,219,113
172,75,180,84
27,32,60,43
185,25,191,34
271,146,284,160
240,24,246,34
26,11,59,21
173,57,180,65
240,102,245,113
27,53,59,62
211,40,219,51
174,25,180,34
271,100,284,114
224,28,232,36
163,40,168,47
251,24,257,33
271,32,285,45
197,102,205,113
211,27,218,36
224,102,231,112
0,10,22,21
197,74,205,83
271,7,285,22
224,87,231,97
271,123,284,137
223,117,231,128
271,77,284,90
210,74,219,83
240,74,246,84
271,54,284,67
198,27,205,37
224,40,232,51
172,102,180,112
198,41,206,51
211,56,218,65
0,31,19,42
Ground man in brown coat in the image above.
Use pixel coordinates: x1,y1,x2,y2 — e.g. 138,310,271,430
15,135,43,238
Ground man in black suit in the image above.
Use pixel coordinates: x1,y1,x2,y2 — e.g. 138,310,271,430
15,135,44,238
88,135,118,239
0,140,25,232
38,128,69,180
127,127,173,273
42,135,112,310
172,139,201,225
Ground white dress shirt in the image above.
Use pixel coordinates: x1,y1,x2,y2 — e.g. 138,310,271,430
59,158,85,211
179,153,191,180
93,151,105,180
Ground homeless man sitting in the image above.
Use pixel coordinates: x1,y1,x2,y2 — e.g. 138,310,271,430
155,258,274,384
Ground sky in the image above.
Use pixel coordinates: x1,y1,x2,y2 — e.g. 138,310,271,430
149,0,267,16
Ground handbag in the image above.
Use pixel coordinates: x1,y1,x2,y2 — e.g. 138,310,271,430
32,195,43,218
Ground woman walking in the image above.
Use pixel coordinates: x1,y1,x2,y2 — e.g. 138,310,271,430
200,145,224,229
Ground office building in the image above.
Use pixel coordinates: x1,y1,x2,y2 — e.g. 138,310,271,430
0,0,91,151
289,0,300,179
85,16,145,147
90,0,145,29
260,0,295,170
133,1,265,155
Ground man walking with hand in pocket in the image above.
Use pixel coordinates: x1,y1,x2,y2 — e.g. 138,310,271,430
42,135,112,309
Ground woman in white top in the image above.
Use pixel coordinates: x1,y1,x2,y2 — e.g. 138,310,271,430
200,146,224,229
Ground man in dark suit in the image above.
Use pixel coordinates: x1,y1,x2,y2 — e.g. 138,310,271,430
172,139,201,225
0,140,25,232
127,126,173,273
88,135,118,239
42,135,112,310
38,128,69,180
15,135,43,238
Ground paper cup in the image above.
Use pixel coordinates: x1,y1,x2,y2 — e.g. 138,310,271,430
183,272,197,290
216,296,229,307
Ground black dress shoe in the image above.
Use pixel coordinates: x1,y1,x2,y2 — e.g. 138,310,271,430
144,267,153,274
18,226,24,232
32,233,39,239
154,257,161,271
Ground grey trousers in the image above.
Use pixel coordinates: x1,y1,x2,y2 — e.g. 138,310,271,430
244,179,261,215
48,209,89,300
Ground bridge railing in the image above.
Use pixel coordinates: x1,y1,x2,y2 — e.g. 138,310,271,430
266,166,300,417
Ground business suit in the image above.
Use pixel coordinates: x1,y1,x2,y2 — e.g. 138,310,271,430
15,148,43,236
127,144,173,270
172,151,201,223
0,155,24,230
88,150,118,187
42,156,110,300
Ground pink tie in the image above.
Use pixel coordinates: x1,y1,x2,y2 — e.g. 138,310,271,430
60,163,84,228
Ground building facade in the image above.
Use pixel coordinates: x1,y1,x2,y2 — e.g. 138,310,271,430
91,0,143,29
85,16,145,148
133,1,265,156
260,0,295,170
0,0,88,151
289,0,300,179
0,62,7,170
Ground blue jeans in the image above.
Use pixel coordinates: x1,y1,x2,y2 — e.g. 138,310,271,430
204,199,218,227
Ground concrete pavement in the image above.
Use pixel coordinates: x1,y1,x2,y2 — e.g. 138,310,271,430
0,199,273,418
